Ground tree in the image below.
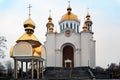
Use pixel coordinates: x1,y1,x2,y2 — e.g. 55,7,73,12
95,66,105,72
0,36,7,58
0,62,6,77
5,60,13,79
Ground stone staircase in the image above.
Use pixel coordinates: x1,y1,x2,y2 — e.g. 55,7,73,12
44,67,94,79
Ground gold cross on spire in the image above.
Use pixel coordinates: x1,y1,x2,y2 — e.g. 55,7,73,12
28,4,32,17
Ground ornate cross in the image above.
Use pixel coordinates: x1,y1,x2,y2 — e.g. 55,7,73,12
28,4,32,16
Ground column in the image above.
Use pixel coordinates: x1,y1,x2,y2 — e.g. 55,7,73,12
41,62,44,79
21,61,23,78
31,59,34,79
26,62,28,78
37,60,39,79
14,59,16,79
39,61,41,74
14,59,18,79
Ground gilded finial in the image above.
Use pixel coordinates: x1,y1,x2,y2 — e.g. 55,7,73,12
28,4,32,17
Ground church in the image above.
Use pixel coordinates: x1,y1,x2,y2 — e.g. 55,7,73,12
10,2,96,79
44,3,96,68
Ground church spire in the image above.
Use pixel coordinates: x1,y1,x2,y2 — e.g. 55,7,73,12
67,1,72,14
24,4,35,34
46,10,54,32
84,8,93,32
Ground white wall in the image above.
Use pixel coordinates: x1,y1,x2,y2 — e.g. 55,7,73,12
44,33,56,67
55,32,81,67
45,31,95,68
80,32,95,67
81,32,89,66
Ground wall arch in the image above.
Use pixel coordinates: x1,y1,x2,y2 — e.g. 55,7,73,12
61,43,75,68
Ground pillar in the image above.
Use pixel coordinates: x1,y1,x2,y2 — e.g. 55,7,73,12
41,61,44,79
26,62,28,78
31,59,34,79
37,60,39,79
14,59,18,79
21,61,23,78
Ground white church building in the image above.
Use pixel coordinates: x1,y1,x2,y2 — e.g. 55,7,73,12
44,4,96,68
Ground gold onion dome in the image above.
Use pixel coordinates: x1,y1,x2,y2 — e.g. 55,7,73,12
83,24,88,32
24,17,35,29
46,15,54,27
49,26,54,32
85,13,92,23
60,4,79,23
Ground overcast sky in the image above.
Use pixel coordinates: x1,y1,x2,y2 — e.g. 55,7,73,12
0,0,120,68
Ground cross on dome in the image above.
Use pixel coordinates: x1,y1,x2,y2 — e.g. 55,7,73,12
28,4,32,17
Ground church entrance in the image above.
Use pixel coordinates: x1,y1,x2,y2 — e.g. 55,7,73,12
63,45,74,68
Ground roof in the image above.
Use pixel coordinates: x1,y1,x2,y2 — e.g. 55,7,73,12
16,33,41,47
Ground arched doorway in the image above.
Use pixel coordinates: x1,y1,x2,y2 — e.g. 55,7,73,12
63,45,74,68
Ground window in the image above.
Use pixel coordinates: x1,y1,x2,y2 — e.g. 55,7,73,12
70,23,72,29
66,23,68,28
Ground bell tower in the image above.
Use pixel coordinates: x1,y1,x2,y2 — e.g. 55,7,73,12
84,12,93,33
46,10,54,33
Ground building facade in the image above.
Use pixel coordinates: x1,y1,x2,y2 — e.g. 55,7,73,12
44,4,96,68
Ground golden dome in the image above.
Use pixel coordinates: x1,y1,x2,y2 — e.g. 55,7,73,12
82,24,88,32
60,13,79,23
24,17,35,29
85,13,92,23
60,4,79,23
85,18,92,23
46,15,54,27
49,26,54,32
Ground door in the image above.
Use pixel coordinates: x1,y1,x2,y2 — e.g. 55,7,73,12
63,45,74,68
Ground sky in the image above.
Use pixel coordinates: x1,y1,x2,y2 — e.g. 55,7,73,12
0,0,120,68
